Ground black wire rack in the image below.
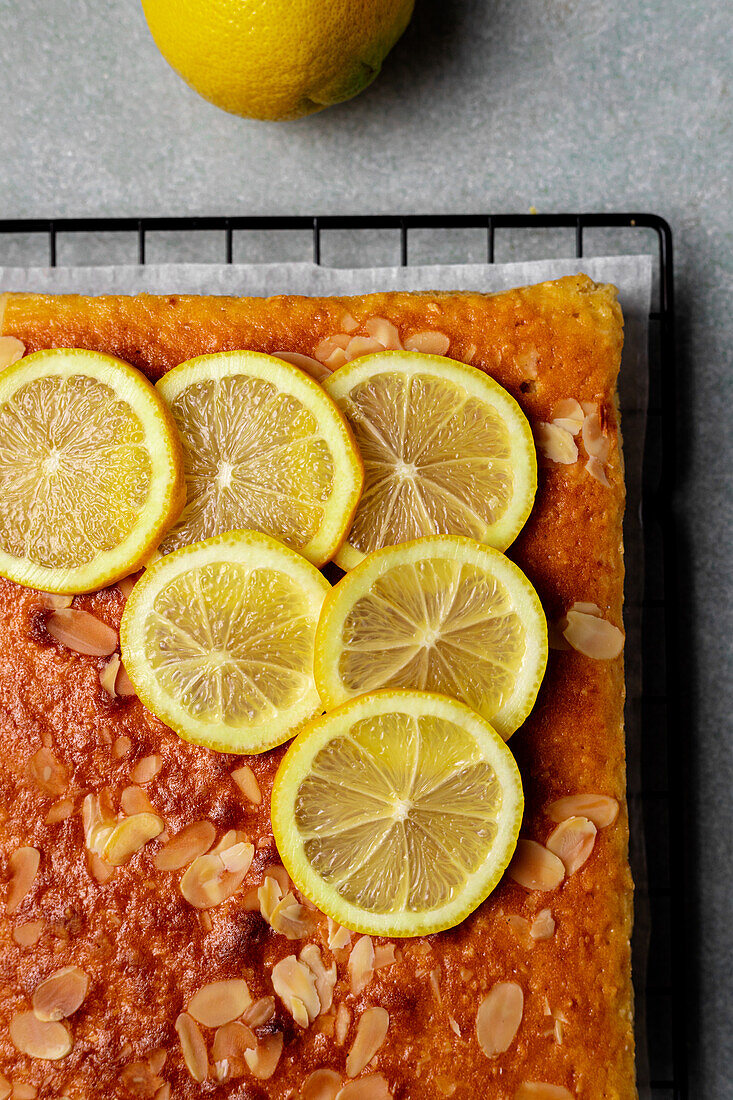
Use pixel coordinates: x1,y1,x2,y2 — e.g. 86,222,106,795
0,212,685,1099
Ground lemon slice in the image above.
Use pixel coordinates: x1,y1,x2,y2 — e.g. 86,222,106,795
120,530,330,753
271,690,524,936
322,351,537,569
0,349,184,593
315,535,547,739
155,352,364,566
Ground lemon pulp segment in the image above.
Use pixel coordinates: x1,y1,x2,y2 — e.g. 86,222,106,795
315,536,547,739
272,690,524,936
323,352,537,569
120,530,330,753
0,349,184,593
156,352,363,566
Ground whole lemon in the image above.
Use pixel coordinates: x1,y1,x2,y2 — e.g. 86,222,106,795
141,0,415,121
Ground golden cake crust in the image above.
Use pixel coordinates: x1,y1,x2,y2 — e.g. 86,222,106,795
0,276,635,1099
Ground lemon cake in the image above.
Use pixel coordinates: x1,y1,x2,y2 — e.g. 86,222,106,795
0,276,635,1099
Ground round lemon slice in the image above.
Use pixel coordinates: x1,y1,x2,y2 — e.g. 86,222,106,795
271,690,524,936
0,349,184,593
322,351,537,569
155,352,364,566
315,535,547,739
120,530,330,753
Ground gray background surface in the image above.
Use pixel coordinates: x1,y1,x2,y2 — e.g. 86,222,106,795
2,0,731,1092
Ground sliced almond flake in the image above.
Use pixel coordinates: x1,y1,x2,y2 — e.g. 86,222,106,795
515,1084,573,1100
300,944,337,1015
507,840,565,892
476,981,524,1057
258,874,283,921
348,935,375,994
344,334,386,361
88,852,114,884
365,317,403,350
448,1015,461,1036
147,1048,167,1075
585,455,611,486
213,829,249,853
189,979,251,1028
515,347,539,378
154,1086,170,1100
6,846,40,914
230,765,261,805
335,1074,392,1100
32,965,89,1021
581,401,597,416
506,913,533,947
27,747,68,796
270,890,316,939
13,919,44,946
219,841,252,873
302,1068,342,1100
569,601,601,616
242,996,275,1027
581,409,610,461
99,654,121,698
181,850,250,909
115,664,138,697
175,1012,208,1082
130,754,162,785
436,1077,458,1097
9,1011,71,1060
534,422,578,464
429,968,442,1003
272,955,321,1025
463,343,477,364
273,351,332,383
346,1006,389,1078
263,863,290,894
257,833,275,850
373,944,396,970
530,909,556,941
36,591,74,610
103,813,164,866
45,797,75,825
324,347,349,371
199,910,213,933
120,785,156,816
327,917,352,951
112,735,133,759
334,1003,351,1046
159,827,216,875
46,609,117,656
0,334,26,369
547,793,619,829
563,609,624,659
403,330,450,355
315,334,352,361
84,791,116,839
546,816,597,875
212,1020,255,1079
342,312,359,333
551,398,584,435
244,1032,283,1079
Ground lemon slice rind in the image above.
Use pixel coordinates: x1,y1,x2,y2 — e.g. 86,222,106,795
0,349,185,594
120,529,330,754
156,351,364,567
271,689,524,937
314,535,548,739
322,352,537,570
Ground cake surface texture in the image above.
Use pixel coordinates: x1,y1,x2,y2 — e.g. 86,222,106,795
0,276,635,1099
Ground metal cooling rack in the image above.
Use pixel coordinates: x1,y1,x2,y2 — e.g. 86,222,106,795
0,212,685,1099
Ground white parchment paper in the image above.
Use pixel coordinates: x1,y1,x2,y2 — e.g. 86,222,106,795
0,253,653,1093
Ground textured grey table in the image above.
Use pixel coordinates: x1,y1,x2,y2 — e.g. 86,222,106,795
3,0,732,1093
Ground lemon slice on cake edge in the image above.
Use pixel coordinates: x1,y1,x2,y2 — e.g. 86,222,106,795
322,351,537,570
120,530,330,754
272,690,524,937
315,535,547,740
155,351,364,567
0,349,185,593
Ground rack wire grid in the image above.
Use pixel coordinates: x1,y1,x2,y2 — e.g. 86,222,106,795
0,212,685,1099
